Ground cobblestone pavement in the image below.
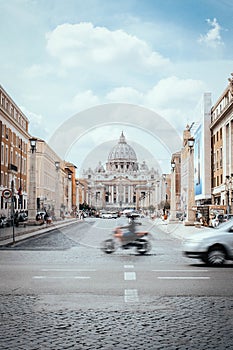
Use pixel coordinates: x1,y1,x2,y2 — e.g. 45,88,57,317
1,295,233,349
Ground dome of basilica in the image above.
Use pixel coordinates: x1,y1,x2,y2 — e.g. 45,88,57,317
106,132,138,173
108,132,137,162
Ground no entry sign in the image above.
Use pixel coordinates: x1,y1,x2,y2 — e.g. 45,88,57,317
2,189,12,199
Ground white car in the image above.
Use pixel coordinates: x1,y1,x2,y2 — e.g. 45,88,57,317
101,212,113,219
183,220,233,266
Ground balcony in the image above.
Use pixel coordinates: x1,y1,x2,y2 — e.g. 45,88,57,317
8,163,18,172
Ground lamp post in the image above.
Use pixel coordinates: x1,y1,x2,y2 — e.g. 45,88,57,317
28,138,37,223
67,173,72,214
54,161,60,220
225,175,233,214
76,180,80,216
169,160,177,221
184,137,195,226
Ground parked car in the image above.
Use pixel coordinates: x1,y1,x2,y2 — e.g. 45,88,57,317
36,211,46,219
15,212,28,226
209,212,225,228
101,212,113,219
0,216,8,228
224,214,233,221
183,220,233,266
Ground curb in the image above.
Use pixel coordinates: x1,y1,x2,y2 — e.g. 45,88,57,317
0,219,79,247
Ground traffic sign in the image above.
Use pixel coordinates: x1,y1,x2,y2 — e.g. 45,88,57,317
2,189,12,199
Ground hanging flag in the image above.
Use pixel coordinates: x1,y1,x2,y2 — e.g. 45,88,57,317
18,187,22,195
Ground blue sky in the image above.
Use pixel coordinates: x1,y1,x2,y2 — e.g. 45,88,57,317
1,0,233,174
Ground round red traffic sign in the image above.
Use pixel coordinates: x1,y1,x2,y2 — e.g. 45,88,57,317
2,189,12,199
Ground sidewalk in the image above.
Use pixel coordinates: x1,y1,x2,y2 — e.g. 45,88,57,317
152,218,206,241
0,218,79,247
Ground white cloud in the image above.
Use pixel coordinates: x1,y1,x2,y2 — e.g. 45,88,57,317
198,18,223,48
20,106,49,139
102,76,206,132
106,87,143,104
24,64,53,78
61,90,100,113
145,76,205,108
46,22,170,71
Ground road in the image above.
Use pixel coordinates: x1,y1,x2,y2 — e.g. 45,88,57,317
0,217,233,349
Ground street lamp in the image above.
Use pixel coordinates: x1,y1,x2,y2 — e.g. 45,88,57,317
187,137,195,149
171,160,176,172
55,161,60,171
54,161,60,220
28,138,37,223
29,138,37,153
225,175,232,214
67,173,72,214
184,137,195,226
170,159,177,221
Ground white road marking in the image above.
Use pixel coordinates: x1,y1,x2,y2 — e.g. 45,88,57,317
33,276,90,279
157,277,210,280
124,265,134,269
124,272,136,280
124,289,139,302
41,269,96,272
152,270,209,272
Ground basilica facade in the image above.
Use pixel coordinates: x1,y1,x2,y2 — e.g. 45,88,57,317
82,132,161,211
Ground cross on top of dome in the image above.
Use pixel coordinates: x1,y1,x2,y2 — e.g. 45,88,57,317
119,131,126,144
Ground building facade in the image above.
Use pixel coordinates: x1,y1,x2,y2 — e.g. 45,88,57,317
0,84,29,217
30,139,77,218
169,76,233,224
81,132,162,212
210,74,233,213
194,93,212,206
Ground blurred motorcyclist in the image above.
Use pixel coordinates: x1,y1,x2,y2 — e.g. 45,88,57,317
114,215,140,244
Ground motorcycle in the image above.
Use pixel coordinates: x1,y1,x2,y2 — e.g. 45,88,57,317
101,228,152,255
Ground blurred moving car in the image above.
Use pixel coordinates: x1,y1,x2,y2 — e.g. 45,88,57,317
183,220,233,266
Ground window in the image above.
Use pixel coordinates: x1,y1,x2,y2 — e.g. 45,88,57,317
220,148,223,168
5,146,8,165
10,148,13,165
1,144,4,164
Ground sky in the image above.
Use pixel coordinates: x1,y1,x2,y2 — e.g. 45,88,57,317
1,0,233,175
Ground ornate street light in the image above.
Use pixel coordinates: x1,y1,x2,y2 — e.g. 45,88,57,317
185,137,195,225
170,159,177,221
188,137,195,150
29,138,37,153
28,137,37,223
171,160,176,172
225,175,233,214
54,161,60,220
55,161,60,171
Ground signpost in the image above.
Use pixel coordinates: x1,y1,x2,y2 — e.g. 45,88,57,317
2,189,12,200
1,187,15,243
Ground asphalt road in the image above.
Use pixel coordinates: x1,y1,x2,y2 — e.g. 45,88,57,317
1,217,233,349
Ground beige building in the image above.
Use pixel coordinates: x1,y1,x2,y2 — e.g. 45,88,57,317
0,84,29,217
210,74,233,213
29,139,77,218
